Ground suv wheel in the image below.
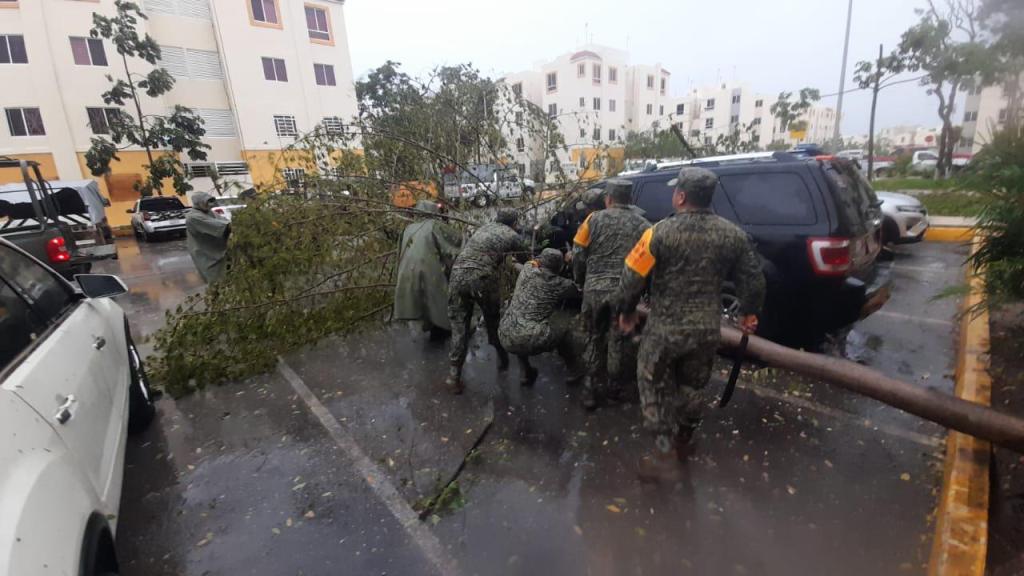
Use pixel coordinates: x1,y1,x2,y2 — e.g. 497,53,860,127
127,330,156,434
473,194,490,208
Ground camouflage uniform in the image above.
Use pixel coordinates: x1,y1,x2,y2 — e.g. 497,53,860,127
618,168,765,451
573,181,650,402
499,249,581,383
447,211,529,382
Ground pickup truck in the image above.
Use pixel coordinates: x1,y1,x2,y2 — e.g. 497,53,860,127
0,159,113,278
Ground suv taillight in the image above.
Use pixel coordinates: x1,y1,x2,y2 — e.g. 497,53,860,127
46,236,71,263
807,237,852,277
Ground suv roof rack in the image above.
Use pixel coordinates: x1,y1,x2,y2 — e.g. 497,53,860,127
641,151,802,173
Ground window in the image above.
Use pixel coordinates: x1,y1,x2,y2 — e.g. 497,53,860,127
579,96,585,108
0,244,76,332
721,172,818,226
959,137,974,148
0,35,27,64
6,108,44,136
676,103,685,115
273,114,297,137
732,94,741,104
609,67,617,83
313,63,336,86
660,77,666,94
963,110,978,122
0,280,36,370
155,47,224,80
704,136,712,145
305,5,332,42
592,64,601,84
608,128,616,141
86,107,120,135
730,114,739,124
282,168,305,187
579,128,586,138
70,37,107,66
705,118,714,129
547,103,557,117
195,108,237,137
577,63,585,77
546,72,557,92
249,0,279,25
689,129,700,138
516,137,524,152
145,0,212,20
593,126,601,141
998,108,1008,122
705,98,715,110
609,99,616,112
646,75,654,89
514,111,523,124
512,82,522,98
593,97,601,111
755,99,764,108
659,105,664,116
645,103,652,115
322,116,344,134
752,117,761,125
262,57,287,81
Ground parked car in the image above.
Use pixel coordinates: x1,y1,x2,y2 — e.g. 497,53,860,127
0,238,155,576
128,196,188,242
836,149,865,161
558,151,891,347
210,195,246,222
446,169,533,207
908,149,970,174
0,160,117,279
877,191,929,244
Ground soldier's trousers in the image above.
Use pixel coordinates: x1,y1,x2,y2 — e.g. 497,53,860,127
582,291,637,395
636,330,718,440
447,274,504,367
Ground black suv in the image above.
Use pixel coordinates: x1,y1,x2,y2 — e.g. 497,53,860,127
564,152,892,347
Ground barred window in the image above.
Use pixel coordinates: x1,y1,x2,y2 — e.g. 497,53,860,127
273,114,297,137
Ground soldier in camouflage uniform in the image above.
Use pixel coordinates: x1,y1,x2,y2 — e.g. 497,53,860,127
446,208,529,394
617,167,765,482
573,179,650,409
498,248,582,386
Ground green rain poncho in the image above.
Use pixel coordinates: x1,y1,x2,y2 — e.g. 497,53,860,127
185,192,230,283
393,200,462,331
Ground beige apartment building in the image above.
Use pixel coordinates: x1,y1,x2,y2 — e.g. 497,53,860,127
957,75,1023,155
0,0,357,226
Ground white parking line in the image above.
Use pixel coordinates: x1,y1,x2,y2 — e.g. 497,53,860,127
277,358,459,576
740,381,945,450
875,310,955,327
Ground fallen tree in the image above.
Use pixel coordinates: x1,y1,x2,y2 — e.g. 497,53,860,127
720,325,1024,453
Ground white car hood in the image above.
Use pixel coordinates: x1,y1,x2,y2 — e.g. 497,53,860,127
876,191,921,206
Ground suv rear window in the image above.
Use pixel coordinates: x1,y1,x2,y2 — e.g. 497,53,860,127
719,172,817,226
140,197,185,211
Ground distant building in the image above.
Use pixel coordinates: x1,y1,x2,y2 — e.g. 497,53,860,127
877,125,939,150
957,75,1023,155
0,0,358,227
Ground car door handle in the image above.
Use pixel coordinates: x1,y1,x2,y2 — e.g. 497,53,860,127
93,336,106,350
55,394,76,425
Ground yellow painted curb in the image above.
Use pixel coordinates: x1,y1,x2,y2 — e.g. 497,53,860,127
929,234,990,576
925,227,974,243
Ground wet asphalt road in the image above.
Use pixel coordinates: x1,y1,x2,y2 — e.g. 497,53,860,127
97,237,966,576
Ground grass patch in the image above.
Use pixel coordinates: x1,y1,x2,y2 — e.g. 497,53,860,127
871,177,955,191
907,190,986,217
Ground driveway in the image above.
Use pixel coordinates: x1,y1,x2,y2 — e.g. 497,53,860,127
99,237,966,575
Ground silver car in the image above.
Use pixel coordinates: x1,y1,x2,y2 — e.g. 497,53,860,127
876,191,929,244
128,196,188,242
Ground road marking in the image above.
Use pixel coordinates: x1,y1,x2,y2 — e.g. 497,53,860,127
740,381,945,450
277,358,459,576
875,310,955,327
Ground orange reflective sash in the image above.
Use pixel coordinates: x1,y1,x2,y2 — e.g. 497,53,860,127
625,226,656,277
573,213,593,247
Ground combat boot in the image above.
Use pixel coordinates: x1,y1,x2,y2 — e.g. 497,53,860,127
520,365,538,387
496,347,510,372
636,448,685,484
445,365,464,395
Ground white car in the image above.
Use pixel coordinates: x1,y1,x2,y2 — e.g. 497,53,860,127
876,191,929,244
127,196,188,242
210,195,246,222
0,238,155,576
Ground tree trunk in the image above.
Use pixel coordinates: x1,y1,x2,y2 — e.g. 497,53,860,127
719,326,1024,453
867,45,883,181
934,82,950,179
941,81,960,176
122,53,157,194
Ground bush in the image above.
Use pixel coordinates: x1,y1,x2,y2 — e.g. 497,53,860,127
960,129,1024,307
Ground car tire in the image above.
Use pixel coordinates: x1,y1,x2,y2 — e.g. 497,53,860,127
127,330,156,434
473,194,490,208
882,217,900,245
139,227,149,243
132,226,141,241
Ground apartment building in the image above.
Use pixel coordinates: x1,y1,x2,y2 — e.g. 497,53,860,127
0,0,357,226
876,125,939,150
957,75,1023,155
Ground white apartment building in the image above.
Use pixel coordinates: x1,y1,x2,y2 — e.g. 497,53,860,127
957,75,1023,155
0,0,357,226
876,125,939,150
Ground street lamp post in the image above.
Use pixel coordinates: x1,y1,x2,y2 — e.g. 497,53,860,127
833,0,854,146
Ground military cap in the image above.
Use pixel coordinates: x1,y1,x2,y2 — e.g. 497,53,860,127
537,248,563,273
667,166,718,191
604,178,633,204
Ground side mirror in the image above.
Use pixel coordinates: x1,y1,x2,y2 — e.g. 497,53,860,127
75,274,128,299
126,208,135,214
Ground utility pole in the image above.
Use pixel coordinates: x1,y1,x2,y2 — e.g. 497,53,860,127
833,0,854,146
867,44,882,180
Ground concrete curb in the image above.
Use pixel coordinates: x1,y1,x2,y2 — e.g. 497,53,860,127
928,234,990,576
925,226,973,243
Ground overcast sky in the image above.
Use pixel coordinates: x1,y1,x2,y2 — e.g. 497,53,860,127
344,0,950,138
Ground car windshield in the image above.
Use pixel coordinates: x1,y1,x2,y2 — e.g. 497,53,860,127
140,197,185,211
